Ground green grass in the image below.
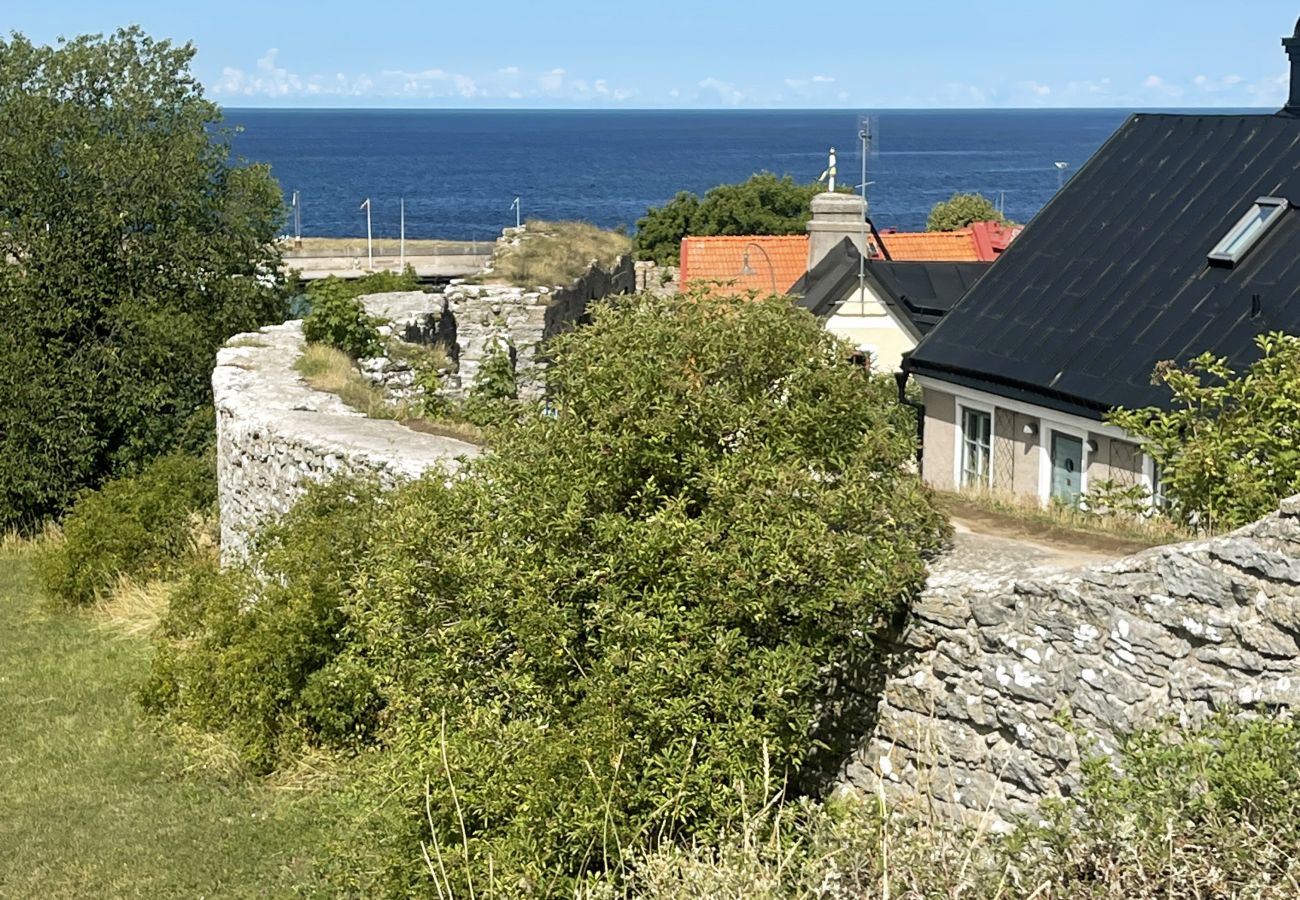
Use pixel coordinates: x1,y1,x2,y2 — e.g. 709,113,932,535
0,545,340,898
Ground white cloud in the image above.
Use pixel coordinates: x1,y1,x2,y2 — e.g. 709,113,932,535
812,74,835,83
698,77,744,105
209,52,631,104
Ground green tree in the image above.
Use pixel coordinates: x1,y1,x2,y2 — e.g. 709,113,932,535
925,192,1008,232
0,29,287,529
634,173,827,265
1108,333,1300,532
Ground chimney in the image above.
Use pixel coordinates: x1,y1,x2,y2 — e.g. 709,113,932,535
1283,18,1300,114
806,192,867,271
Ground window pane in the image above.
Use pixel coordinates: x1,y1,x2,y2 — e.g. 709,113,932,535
961,408,992,488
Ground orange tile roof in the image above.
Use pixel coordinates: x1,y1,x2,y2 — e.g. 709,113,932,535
869,230,982,261
679,235,809,296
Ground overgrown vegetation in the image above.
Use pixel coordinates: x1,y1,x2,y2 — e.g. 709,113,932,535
473,219,631,287
1110,332,1300,532
633,173,831,266
145,292,949,893
0,28,288,531
36,454,217,607
301,269,422,359
925,191,1010,232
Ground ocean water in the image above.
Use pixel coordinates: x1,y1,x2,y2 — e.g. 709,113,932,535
225,108,1195,241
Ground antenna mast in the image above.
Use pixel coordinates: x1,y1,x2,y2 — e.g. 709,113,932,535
858,119,871,314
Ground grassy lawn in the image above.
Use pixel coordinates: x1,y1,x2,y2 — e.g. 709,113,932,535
0,546,338,898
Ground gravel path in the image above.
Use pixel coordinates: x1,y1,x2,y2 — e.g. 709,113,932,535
926,517,1124,588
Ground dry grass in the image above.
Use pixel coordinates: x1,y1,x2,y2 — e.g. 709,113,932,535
295,343,399,419
92,576,173,639
472,219,631,288
1,528,32,556
940,487,1197,551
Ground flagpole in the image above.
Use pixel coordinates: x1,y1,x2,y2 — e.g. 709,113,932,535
400,198,405,271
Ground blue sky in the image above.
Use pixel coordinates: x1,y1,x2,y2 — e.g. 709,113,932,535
10,1,1300,108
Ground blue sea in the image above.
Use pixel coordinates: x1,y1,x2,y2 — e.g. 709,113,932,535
224,108,1247,241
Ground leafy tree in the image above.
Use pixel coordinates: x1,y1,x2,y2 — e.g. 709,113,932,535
634,173,827,265
925,192,1008,232
146,292,948,892
0,28,287,529
1109,333,1300,532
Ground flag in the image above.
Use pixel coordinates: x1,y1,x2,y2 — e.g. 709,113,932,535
360,198,370,211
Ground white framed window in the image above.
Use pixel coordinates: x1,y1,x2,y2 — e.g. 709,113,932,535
959,405,993,489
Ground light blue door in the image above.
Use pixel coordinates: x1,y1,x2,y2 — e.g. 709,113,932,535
1050,432,1084,506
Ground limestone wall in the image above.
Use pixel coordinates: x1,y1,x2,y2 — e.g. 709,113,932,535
437,255,635,402
214,322,480,563
847,497,1300,829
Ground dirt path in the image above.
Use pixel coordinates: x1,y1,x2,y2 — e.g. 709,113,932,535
928,517,1124,588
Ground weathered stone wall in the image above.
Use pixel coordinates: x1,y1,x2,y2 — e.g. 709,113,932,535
437,255,635,402
634,260,680,296
214,321,480,563
847,497,1300,830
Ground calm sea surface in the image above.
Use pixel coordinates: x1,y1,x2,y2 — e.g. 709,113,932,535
225,108,1248,241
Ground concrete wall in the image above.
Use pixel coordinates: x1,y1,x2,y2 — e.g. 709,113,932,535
214,322,481,563
846,495,1300,830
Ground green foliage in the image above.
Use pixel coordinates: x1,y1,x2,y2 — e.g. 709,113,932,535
148,292,947,892
1108,333,1300,531
0,28,289,530
460,339,519,425
300,275,409,359
634,173,829,265
142,477,387,771
35,453,215,607
925,191,1008,232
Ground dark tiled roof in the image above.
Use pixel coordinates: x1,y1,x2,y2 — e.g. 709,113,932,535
907,113,1300,420
792,237,989,340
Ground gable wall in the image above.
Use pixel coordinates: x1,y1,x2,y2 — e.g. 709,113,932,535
823,282,919,372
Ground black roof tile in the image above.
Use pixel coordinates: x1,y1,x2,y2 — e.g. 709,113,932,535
907,113,1300,420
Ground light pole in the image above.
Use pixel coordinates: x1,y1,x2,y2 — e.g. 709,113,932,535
510,196,521,229
739,242,778,295
360,197,373,270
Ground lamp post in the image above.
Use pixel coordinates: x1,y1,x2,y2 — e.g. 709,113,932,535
739,242,778,295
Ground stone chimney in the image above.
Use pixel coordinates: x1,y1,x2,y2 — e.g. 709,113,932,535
806,192,867,271
1283,18,1300,114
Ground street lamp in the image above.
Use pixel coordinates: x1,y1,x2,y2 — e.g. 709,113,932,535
739,242,778,295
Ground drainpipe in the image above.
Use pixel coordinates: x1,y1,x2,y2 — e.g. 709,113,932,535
895,361,925,470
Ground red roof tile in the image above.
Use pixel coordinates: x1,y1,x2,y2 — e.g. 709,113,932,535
679,235,809,296
870,221,1020,262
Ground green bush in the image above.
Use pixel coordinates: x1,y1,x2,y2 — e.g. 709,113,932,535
302,281,385,360
147,292,947,892
141,477,386,771
1109,332,1300,531
460,339,520,425
0,29,288,530
36,453,216,606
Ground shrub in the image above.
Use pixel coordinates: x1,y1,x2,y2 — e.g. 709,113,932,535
1108,332,1300,531
0,28,287,530
148,292,947,891
36,453,216,607
460,339,520,425
141,477,386,771
302,281,385,359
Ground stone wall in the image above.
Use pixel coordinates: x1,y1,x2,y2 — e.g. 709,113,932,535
634,260,680,296
214,321,481,563
436,255,635,402
847,496,1300,830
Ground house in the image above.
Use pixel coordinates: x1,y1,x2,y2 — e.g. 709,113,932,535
904,20,1300,507
678,234,810,296
790,237,989,370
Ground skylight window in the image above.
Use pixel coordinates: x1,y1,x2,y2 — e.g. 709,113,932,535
1208,196,1289,267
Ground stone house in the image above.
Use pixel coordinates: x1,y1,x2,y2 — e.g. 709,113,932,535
904,21,1300,507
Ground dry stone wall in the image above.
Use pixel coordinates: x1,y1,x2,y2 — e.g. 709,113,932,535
848,497,1300,830
437,255,635,402
214,321,480,563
